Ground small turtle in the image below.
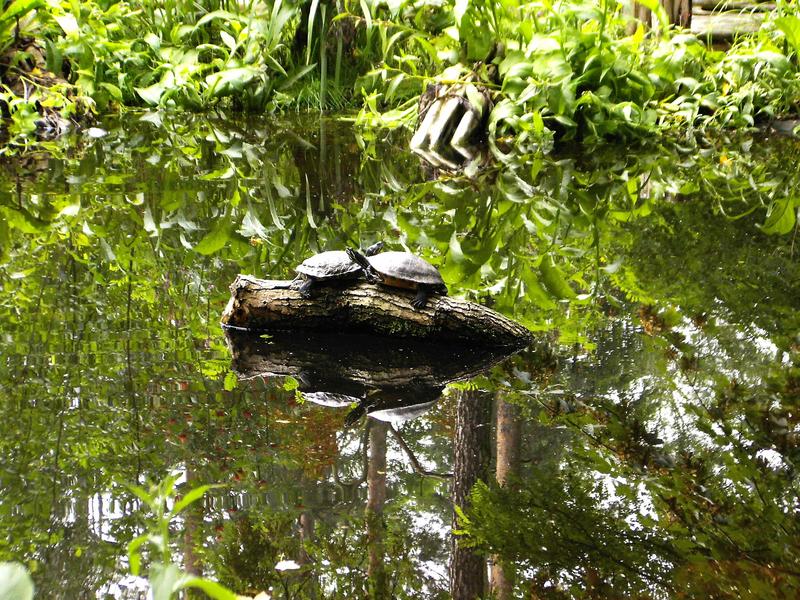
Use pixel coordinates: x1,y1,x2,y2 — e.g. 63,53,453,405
346,247,448,309
293,241,384,298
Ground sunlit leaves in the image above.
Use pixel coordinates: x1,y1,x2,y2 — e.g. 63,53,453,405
539,254,577,299
775,16,800,54
205,67,267,99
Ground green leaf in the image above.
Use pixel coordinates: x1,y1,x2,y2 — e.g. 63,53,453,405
453,0,469,26
306,0,320,64
219,30,237,53
0,563,34,600
239,206,268,239
0,0,44,28
276,63,317,92
53,13,79,36
126,534,150,576
761,198,797,235
776,17,800,53
521,268,557,309
200,166,235,180
99,82,124,102
170,484,223,517
0,216,8,263
224,370,238,391
539,254,576,299
58,202,81,218
126,483,154,506
2,207,48,234
135,82,167,105
194,9,241,29
205,67,263,97
179,577,239,600
149,563,183,600
194,221,233,255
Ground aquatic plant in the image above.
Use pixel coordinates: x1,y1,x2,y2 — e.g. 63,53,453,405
127,476,237,599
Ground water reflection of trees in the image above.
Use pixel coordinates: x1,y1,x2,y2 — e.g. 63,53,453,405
0,116,799,597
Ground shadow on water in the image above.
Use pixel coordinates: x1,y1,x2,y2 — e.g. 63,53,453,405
0,112,799,598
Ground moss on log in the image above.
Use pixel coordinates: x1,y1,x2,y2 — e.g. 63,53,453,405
221,275,532,348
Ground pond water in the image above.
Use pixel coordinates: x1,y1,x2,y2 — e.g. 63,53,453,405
1,114,799,599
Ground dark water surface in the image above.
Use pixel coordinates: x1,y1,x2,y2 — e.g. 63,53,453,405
1,114,799,598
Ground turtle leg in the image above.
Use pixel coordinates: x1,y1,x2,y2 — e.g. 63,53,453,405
411,286,429,310
298,278,315,298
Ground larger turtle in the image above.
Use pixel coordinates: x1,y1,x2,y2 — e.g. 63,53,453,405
346,247,448,309
293,241,384,298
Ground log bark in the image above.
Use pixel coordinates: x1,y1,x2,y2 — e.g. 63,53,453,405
221,275,532,348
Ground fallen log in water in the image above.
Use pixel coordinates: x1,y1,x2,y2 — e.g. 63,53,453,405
221,275,532,348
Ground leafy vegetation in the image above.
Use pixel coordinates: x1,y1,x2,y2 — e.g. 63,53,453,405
1,0,799,595
0,0,366,148
3,0,800,152
126,477,239,599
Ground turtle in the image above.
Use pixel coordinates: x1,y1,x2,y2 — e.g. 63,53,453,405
293,241,384,298
345,247,448,309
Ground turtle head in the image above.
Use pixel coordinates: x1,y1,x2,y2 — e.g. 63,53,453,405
346,247,382,283
346,247,369,268
364,241,384,256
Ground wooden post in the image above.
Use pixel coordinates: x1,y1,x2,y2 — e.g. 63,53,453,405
662,0,692,28
627,0,692,31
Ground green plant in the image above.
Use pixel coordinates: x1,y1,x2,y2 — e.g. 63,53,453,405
127,476,237,600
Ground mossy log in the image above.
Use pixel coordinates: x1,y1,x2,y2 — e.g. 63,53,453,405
221,275,532,348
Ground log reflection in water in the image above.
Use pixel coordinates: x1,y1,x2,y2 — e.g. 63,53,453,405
225,329,523,427
224,329,526,597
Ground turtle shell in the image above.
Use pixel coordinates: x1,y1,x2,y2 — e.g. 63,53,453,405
296,250,360,280
367,251,445,286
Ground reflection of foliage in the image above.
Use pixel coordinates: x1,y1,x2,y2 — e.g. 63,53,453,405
127,476,236,600
464,308,800,597
273,402,344,478
213,512,299,595
2,116,800,596
614,198,800,350
462,471,675,597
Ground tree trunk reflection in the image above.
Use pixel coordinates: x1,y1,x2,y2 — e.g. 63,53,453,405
367,420,389,599
450,390,491,600
490,395,522,599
